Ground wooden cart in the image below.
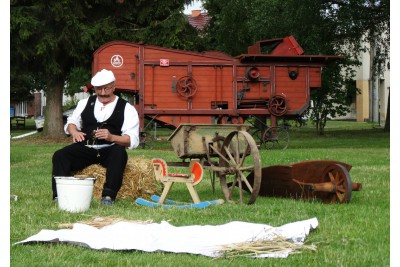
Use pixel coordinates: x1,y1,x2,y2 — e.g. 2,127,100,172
167,124,262,204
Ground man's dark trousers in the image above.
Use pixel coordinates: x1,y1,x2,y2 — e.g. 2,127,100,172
52,143,127,200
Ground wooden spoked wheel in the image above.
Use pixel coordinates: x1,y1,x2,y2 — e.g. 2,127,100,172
262,126,289,150
176,76,197,98
268,95,287,116
319,164,352,204
219,131,261,204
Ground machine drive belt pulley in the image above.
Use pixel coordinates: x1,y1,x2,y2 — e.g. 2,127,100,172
268,95,287,116
176,76,198,98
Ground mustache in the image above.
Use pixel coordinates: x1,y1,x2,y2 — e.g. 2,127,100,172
98,94,111,98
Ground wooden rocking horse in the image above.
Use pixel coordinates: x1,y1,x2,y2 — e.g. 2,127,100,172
151,158,204,204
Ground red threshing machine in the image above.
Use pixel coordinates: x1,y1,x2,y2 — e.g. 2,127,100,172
92,36,341,145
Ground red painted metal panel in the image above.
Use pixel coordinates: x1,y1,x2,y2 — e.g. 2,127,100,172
246,36,303,56
270,35,304,55
309,67,322,88
93,42,140,91
274,66,308,112
143,46,235,63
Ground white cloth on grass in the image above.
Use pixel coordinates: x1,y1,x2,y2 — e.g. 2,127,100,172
14,217,318,258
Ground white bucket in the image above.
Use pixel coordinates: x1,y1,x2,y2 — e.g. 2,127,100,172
55,176,96,213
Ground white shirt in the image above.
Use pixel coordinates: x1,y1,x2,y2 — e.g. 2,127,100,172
64,96,140,149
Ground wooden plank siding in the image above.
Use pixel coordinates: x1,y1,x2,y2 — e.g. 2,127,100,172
275,66,309,112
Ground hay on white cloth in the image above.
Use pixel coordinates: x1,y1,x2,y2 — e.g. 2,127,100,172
58,217,153,229
14,218,319,258
217,235,317,258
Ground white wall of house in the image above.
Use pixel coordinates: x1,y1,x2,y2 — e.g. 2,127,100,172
335,41,390,123
62,91,90,105
32,90,90,118
14,101,28,117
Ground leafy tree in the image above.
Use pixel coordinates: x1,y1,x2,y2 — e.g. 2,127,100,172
323,0,390,129
10,73,45,102
11,0,198,138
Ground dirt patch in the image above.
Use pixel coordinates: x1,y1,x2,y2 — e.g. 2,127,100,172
11,133,71,145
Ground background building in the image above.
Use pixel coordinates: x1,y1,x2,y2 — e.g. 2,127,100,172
336,40,390,124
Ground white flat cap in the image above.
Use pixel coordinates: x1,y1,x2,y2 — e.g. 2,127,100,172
91,69,116,86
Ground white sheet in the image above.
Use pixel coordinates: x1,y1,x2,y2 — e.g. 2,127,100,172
14,217,318,258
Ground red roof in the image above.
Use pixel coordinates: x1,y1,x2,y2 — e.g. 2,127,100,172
187,10,210,30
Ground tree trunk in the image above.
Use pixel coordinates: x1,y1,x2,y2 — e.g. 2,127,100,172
369,35,378,122
318,113,326,135
384,89,390,132
43,79,66,138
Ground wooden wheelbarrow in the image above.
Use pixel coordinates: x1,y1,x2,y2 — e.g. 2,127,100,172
244,160,362,204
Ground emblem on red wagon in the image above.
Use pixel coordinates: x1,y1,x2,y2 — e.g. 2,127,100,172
160,59,169,67
111,55,123,68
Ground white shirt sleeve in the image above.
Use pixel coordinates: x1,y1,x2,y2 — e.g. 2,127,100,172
64,98,89,134
122,103,140,149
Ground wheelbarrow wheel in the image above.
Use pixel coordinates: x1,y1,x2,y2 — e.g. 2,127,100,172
219,130,262,204
319,164,352,204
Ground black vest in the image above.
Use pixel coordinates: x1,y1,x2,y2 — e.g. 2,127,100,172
81,95,127,145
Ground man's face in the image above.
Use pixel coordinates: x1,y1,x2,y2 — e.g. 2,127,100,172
94,82,115,104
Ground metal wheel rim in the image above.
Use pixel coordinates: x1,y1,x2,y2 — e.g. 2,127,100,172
139,131,155,149
263,127,289,150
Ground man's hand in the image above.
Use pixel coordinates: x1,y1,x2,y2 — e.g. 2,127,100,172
72,131,86,143
94,129,113,142
67,124,86,143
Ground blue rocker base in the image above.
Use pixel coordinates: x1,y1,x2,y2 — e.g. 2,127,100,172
135,195,224,209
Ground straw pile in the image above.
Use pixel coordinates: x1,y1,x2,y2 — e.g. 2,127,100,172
217,235,317,258
74,156,161,200
58,217,153,229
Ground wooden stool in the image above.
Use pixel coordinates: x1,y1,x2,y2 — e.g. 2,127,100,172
152,158,204,204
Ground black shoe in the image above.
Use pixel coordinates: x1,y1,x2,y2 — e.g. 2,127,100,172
101,196,114,206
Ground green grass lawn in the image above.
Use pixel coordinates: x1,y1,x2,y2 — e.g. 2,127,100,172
10,120,390,266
